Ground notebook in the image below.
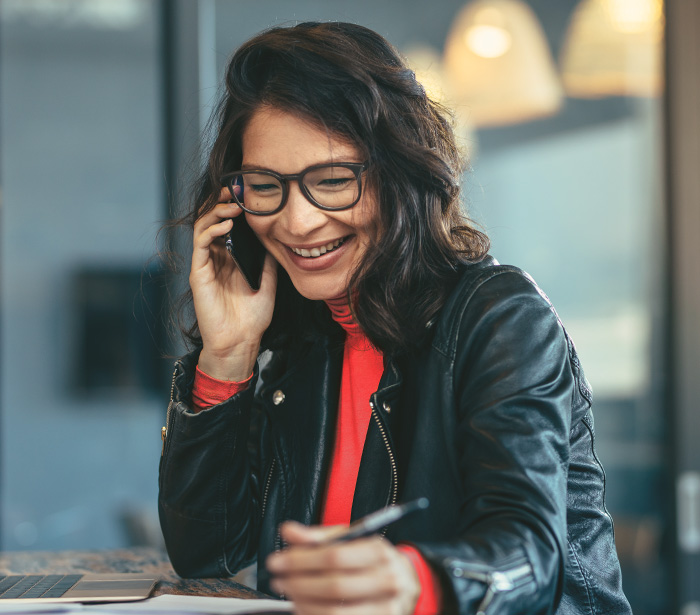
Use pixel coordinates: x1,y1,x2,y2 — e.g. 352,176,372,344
0,573,157,603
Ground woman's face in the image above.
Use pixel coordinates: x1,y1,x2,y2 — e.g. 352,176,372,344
241,106,379,301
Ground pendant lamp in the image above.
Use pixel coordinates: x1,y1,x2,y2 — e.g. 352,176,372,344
560,0,664,98
443,0,563,128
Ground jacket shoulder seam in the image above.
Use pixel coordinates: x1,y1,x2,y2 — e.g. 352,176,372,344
433,266,546,360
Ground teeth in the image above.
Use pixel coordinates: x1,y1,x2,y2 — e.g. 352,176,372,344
292,237,345,258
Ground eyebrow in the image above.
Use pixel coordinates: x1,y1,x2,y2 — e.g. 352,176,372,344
239,159,363,172
239,164,276,172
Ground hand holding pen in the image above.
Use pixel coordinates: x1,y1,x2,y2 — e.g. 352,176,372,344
323,497,429,543
265,498,429,614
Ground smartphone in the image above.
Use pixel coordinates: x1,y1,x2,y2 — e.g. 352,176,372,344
225,214,266,291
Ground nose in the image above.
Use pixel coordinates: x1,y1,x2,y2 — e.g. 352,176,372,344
280,181,329,237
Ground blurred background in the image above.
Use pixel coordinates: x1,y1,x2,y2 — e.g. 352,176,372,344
1,0,698,613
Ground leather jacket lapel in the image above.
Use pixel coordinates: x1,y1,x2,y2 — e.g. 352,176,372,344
261,336,344,525
351,358,402,520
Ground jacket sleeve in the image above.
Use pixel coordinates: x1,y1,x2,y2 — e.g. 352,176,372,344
158,350,265,578
416,269,573,615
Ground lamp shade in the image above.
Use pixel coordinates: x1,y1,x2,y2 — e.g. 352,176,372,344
560,0,664,98
443,0,563,127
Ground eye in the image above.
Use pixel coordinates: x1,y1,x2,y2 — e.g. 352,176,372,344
318,177,353,189
250,182,279,193
243,174,282,195
307,168,356,192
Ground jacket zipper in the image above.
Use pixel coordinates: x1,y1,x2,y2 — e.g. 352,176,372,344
260,457,283,597
260,457,276,520
369,396,398,518
446,559,532,615
161,364,178,456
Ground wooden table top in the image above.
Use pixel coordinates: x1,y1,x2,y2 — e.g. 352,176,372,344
0,547,268,599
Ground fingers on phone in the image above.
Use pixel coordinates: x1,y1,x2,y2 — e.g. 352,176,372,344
218,186,233,203
213,217,233,232
195,203,240,233
219,184,241,204
196,188,242,220
194,219,231,256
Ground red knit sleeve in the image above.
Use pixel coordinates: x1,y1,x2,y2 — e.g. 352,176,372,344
191,365,253,412
397,544,443,615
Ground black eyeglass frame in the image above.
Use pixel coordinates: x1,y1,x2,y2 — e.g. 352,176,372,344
221,161,369,216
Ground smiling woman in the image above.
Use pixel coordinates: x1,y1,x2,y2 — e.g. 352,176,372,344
158,21,632,615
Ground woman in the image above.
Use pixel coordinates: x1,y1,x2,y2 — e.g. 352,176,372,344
159,22,631,615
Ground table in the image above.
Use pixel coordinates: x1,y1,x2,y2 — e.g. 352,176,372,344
0,547,268,599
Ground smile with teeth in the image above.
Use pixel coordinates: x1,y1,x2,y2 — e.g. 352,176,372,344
291,237,347,258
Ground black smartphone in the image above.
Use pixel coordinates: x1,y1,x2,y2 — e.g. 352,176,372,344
225,214,266,291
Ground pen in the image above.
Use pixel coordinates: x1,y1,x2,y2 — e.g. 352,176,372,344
326,497,430,543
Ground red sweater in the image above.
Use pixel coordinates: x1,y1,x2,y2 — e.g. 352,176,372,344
192,304,442,614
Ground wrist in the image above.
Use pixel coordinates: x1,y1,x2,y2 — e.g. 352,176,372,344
198,342,259,381
397,545,443,615
399,550,422,614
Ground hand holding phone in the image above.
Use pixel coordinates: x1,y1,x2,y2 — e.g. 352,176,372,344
189,186,276,382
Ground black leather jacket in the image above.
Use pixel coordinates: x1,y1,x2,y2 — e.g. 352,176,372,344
159,257,631,615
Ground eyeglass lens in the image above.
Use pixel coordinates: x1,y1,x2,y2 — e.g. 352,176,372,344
233,165,360,212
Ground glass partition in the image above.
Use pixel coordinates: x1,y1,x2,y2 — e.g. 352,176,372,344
0,0,165,550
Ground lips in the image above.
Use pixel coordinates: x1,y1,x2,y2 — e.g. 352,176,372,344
289,237,347,259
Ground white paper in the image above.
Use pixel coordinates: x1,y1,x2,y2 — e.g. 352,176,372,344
86,594,293,614
0,606,77,614
0,595,293,615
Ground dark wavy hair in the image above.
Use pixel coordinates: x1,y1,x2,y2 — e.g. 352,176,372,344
178,21,489,357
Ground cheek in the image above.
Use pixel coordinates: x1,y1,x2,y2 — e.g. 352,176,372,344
349,199,381,241
245,216,273,243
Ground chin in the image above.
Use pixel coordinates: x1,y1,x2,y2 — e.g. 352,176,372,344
296,286,347,302
289,276,348,302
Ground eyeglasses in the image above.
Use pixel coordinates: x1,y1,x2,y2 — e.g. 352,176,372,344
221,162,369,216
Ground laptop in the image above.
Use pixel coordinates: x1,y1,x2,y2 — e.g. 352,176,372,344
0,573,157,603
